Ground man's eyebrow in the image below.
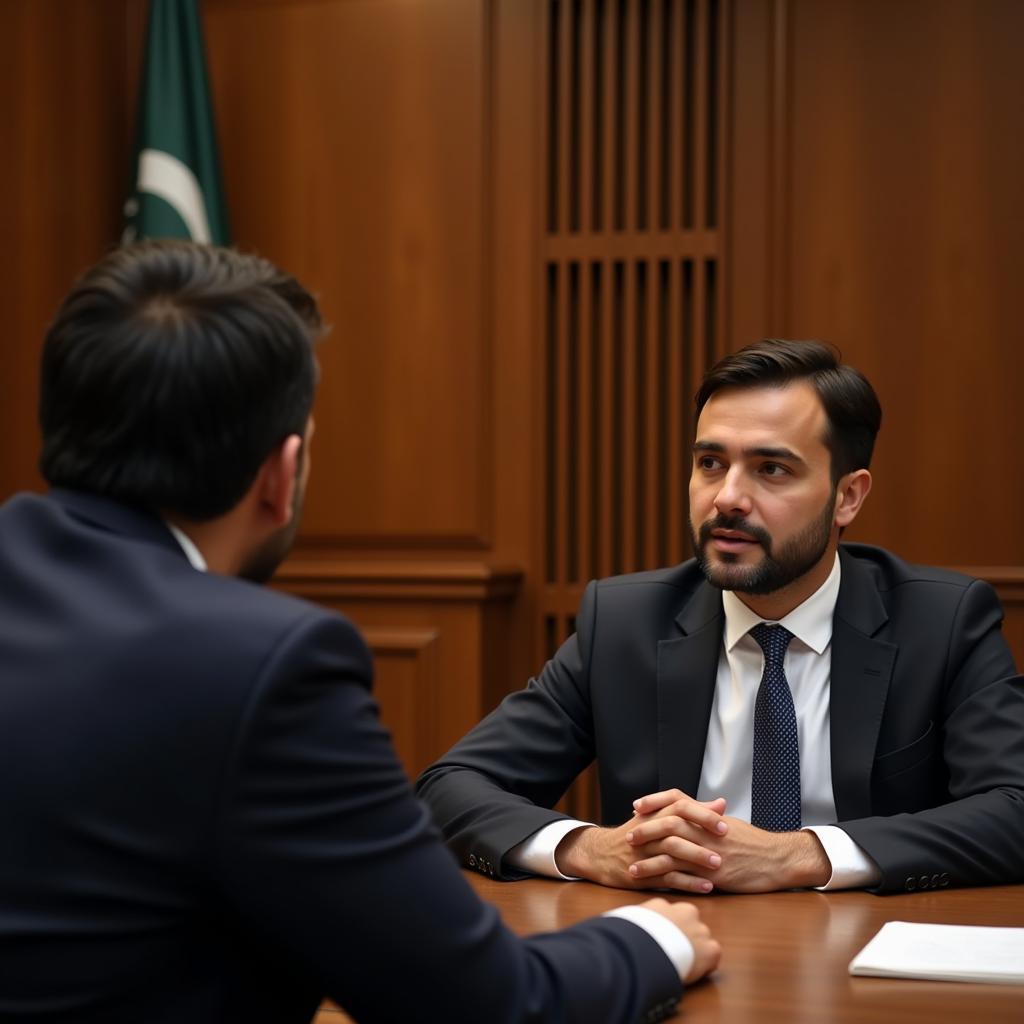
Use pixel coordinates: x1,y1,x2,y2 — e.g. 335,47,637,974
746,445,805,464
692,440,807,465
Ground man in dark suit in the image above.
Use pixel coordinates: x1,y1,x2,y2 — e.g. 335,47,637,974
418,340,1024,896
0,241,720,1023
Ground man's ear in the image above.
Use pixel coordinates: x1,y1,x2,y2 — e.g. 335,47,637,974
256,434,303,528
835,468,872,528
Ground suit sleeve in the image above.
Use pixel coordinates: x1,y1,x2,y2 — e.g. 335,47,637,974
839,579,1024,893
416,583,603,879
214,611,682,1023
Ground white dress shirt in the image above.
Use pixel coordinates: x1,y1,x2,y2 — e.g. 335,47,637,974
166,522,207,571
508,555,881,898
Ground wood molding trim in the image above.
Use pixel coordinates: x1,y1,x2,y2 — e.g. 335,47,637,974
274,561,523,602
362,626,442,654
767,0,790,335
360,626,441,779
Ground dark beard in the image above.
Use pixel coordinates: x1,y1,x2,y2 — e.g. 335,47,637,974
688,494,835,596
238,514,300,584
239,462,306,584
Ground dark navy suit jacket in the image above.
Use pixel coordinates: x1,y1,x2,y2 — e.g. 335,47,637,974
418,546,1024,894
0,490,682,1023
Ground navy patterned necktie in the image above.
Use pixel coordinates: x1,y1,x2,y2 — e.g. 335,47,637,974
750,623,801,831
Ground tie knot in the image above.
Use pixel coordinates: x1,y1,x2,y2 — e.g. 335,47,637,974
750,623,793,665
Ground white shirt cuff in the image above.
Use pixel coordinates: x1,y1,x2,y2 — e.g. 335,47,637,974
803,824,881,890
504,820,595,879
603,905,695,981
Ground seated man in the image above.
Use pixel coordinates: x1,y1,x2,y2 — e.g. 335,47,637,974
418,339,1024,895
0,241,719,1023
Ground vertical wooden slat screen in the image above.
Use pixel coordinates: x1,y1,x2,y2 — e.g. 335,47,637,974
540,1,727,814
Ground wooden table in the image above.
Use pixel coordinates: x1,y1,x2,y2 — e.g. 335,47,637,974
465,874,1024,1023
316,876,1023,1022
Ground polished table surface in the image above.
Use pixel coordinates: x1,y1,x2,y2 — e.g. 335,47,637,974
316,875,1024,1022
465,874,1024,1023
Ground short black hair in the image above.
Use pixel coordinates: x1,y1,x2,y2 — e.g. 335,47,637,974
40,240,321,520
694,340,882,481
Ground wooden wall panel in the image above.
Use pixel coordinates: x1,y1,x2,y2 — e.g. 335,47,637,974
787,0,1024,570
361,626,440,778
489,1,546,694
203,0,493,550
730,0,1024,573
0,0,136,501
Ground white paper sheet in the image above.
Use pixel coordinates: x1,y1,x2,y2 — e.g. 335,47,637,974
849,921,1024,984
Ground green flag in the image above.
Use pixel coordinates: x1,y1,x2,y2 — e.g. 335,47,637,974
124,0,230,245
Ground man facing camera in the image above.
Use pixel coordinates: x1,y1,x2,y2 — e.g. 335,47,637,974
418,340,1024,895
0,241,719,1023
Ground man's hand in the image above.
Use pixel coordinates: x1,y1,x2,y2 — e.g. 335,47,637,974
554,790,728,893
638,898,721,983
627,812,832,893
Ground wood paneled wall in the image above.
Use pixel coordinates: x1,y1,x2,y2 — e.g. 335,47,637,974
0,1,137,497
730,0,1024,570
2,1,1022,804
203,0,495,550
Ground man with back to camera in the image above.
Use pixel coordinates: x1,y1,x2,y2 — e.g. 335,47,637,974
0,240,721,1023
417,339,1024,896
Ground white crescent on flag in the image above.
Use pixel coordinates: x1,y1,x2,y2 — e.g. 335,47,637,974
136,148,213,244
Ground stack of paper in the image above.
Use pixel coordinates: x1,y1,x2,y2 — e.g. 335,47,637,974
849,921,1024,984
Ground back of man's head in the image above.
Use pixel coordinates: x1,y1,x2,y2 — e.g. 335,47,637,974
40,240,321,521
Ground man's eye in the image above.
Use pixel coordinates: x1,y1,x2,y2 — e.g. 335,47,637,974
761,462,789,477
698,456,722,470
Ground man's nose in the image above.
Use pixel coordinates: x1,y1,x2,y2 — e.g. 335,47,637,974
713,469,752,517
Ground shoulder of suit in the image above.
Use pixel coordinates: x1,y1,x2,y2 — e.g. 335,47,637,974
174,563,351,637
150,572,373,702
839,542,984,593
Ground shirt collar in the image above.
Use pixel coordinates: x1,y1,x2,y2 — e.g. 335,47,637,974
722,552,840,654
165,522,208,572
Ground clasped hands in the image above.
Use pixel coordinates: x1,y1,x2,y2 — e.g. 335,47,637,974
555,788,830,893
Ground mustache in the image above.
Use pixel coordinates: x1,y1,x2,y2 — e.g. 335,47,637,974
697,515,773,550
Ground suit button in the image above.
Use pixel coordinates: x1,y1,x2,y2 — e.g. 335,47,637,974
905,877,916,891
468,854,477,867
939,872,950,887
919,875,931,889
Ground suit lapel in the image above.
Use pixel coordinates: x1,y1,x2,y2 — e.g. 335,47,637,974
657,583,723,794
829,549,898,820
